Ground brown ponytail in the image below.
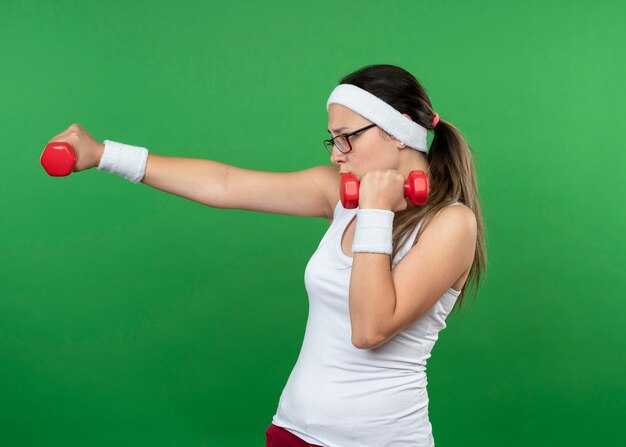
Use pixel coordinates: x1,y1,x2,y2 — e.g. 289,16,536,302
338,64,487,312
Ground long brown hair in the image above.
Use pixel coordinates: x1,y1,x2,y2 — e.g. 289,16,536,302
339,64,487,313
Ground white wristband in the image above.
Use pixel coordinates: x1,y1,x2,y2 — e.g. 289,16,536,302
352,208,394,255
97,139,149,183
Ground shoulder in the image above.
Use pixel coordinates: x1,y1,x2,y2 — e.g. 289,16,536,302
390,202,477,318
310,164,341,221
435,203,476,227
426,203,477,253
417,203,477,252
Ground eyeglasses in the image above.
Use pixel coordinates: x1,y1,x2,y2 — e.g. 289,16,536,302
323,123,378,155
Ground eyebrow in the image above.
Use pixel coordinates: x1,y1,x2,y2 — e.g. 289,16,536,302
327,126,348,134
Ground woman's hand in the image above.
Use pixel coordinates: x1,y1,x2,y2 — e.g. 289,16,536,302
47,123,104,173
357,169,409,212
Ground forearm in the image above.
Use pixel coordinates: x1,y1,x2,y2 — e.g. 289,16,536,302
140,153,231,208
349,253,396,346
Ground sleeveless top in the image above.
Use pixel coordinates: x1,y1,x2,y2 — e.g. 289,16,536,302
271,200,464,447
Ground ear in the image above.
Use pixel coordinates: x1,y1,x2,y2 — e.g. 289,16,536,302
397,114,414,148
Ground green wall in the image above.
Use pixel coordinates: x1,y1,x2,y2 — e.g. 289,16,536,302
1,0,624,445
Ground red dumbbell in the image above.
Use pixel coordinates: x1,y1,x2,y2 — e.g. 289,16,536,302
340,170,429,209
40,142,77,176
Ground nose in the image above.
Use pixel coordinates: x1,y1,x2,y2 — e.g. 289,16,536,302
330,145,347,165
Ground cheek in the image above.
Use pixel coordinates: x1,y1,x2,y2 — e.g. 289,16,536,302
352,142,394,173
366,149,395,170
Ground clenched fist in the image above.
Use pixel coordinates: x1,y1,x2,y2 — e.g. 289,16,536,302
46,123,104,173
357,169,409,212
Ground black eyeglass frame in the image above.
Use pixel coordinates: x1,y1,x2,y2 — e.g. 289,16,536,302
323,123,378,155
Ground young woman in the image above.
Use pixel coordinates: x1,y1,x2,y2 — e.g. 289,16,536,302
47,64,486,447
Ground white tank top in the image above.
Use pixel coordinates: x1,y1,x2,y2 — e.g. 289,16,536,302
271,201,463,447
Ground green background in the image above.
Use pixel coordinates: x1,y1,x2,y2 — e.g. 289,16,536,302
1,0,624,445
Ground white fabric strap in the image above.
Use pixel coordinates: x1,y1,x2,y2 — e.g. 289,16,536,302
97,140,149,183
352,208,394,255
326,84,429,153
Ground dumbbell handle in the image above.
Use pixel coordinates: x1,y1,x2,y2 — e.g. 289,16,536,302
40,142,77,176
340,170,429,209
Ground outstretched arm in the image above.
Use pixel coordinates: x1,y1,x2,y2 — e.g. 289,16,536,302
139,152,341,219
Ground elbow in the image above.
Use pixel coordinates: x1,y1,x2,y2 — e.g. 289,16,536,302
352,337,370,350
351,332,376,350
